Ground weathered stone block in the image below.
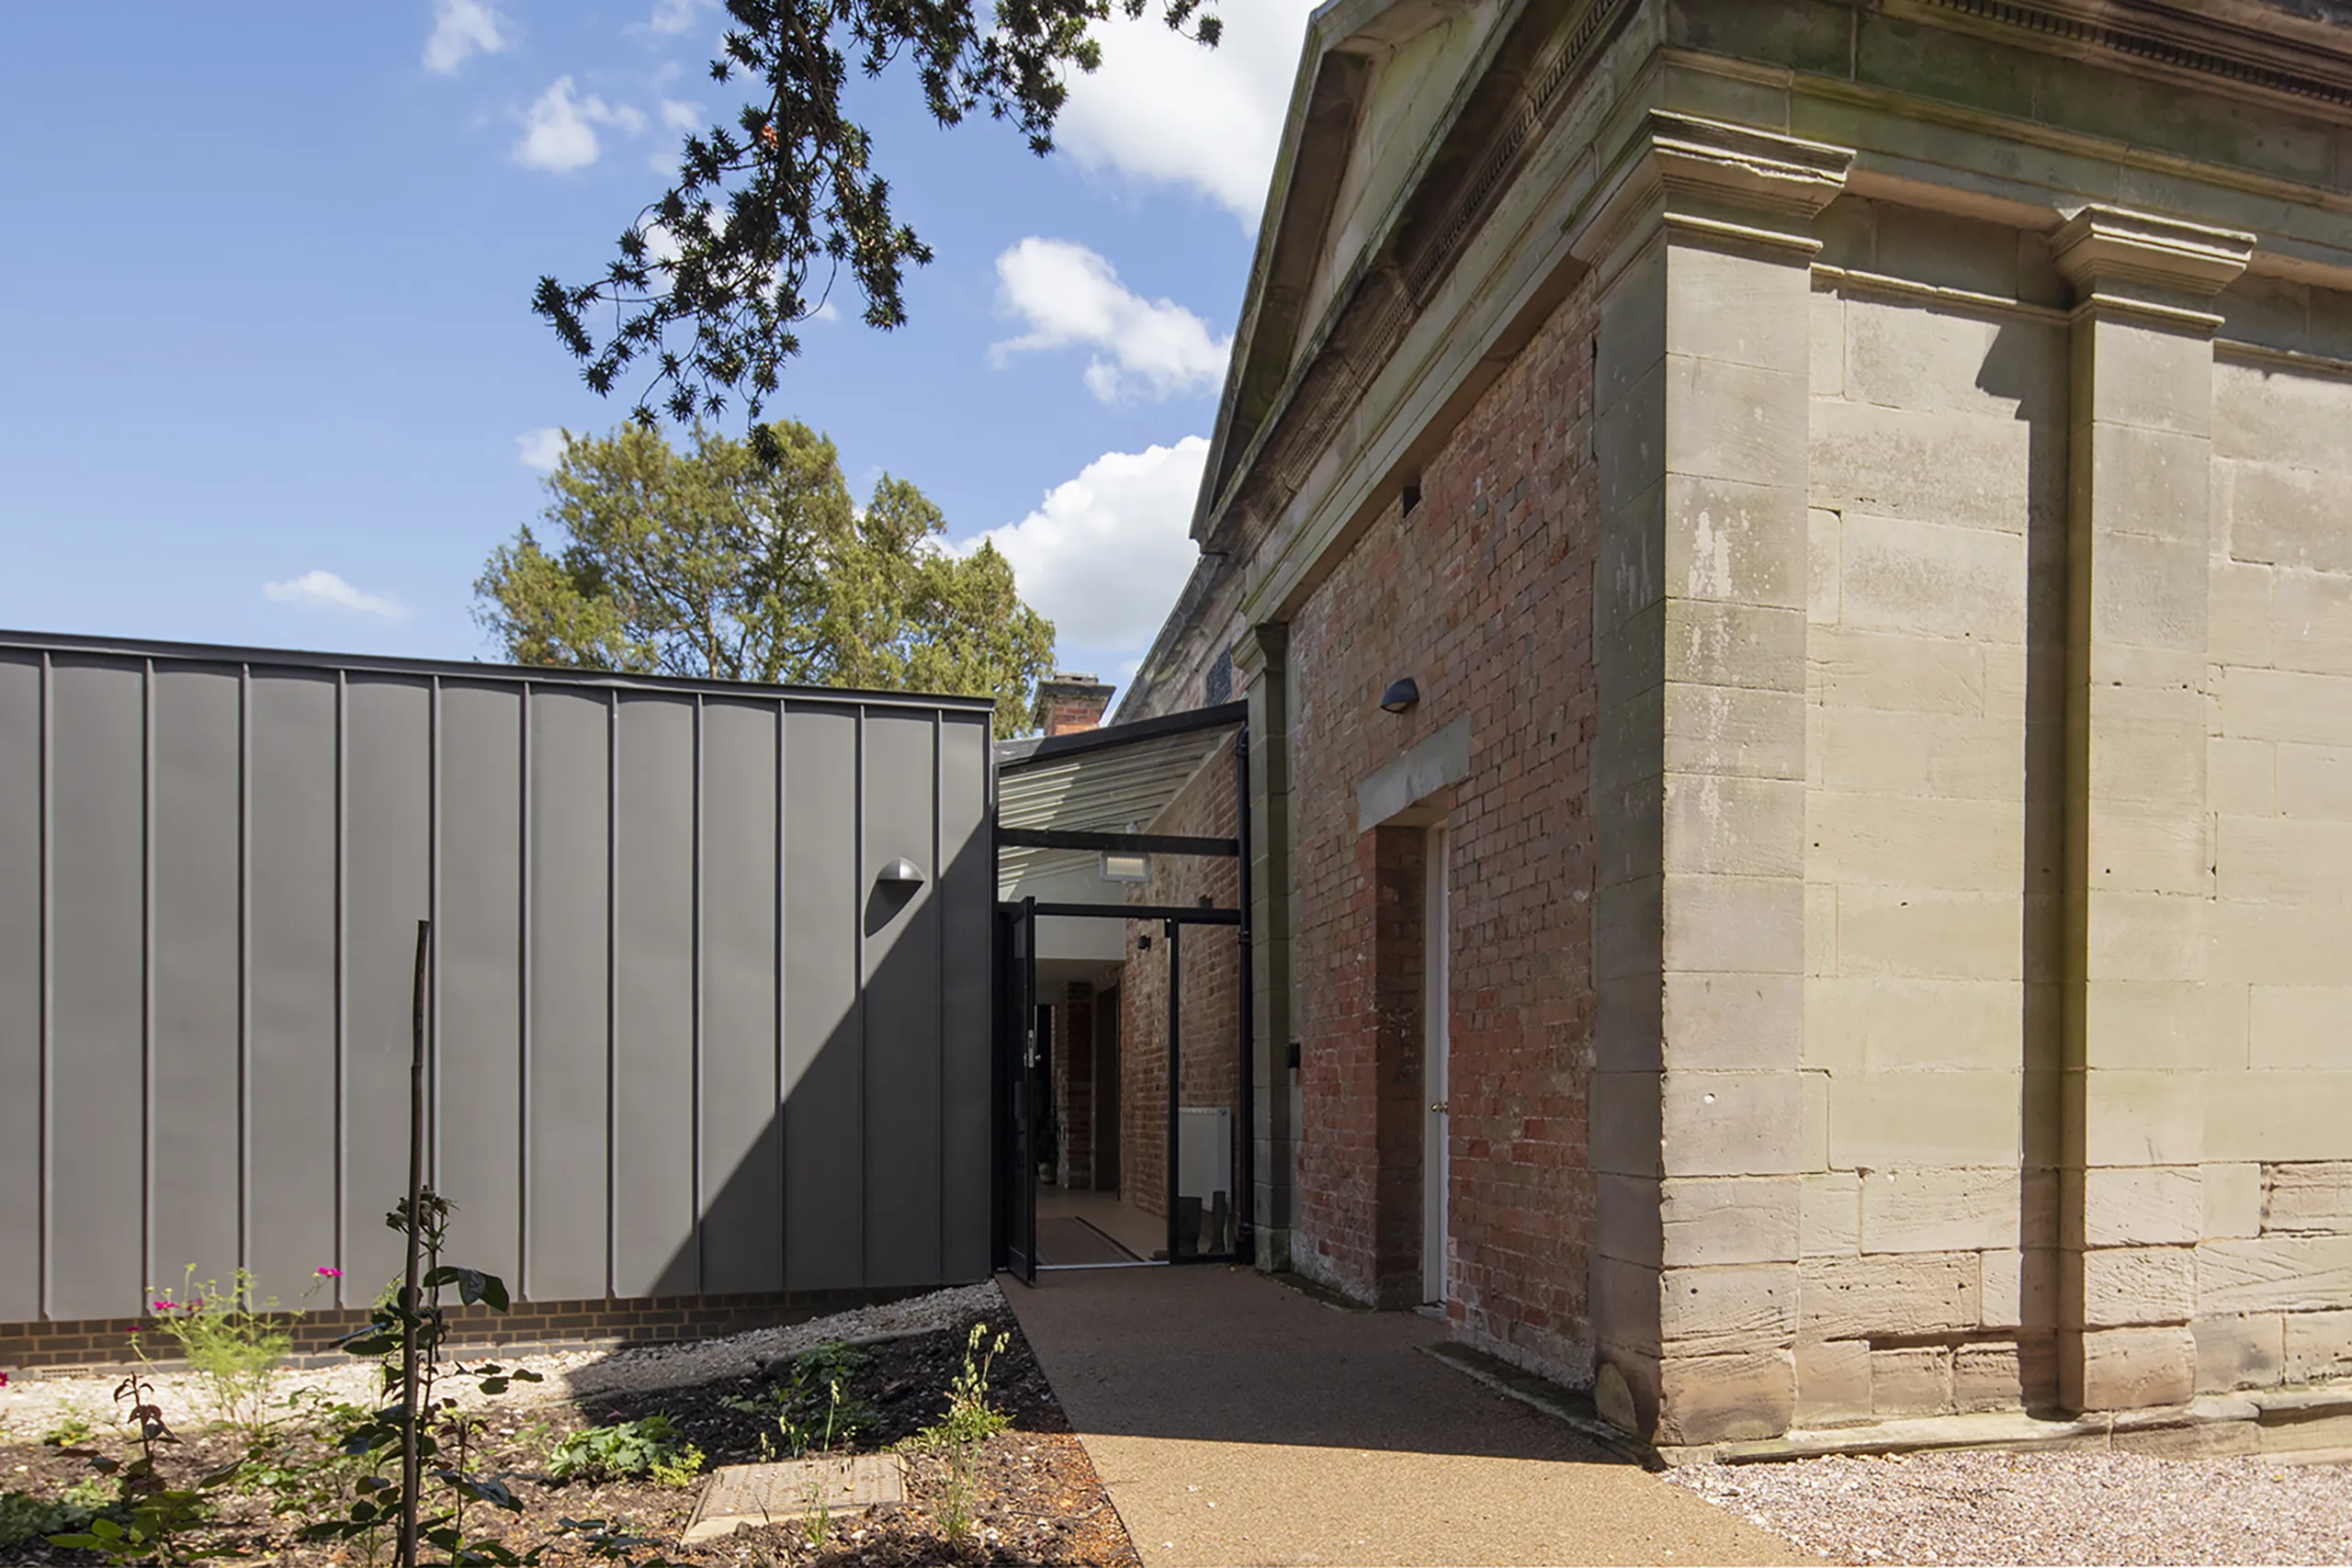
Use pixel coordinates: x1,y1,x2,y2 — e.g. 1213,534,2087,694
2248,990,2352,1072
1838,513,2027,642
1664,683,1806,781
2207,1073,2352,1163
1953,1343,2024,1412
2079,1325,2198,1411
1590,1254,1663,1348
1668,355,1808,491
1804,978,2023,1074
2202,1162,2264,1240
1595,1173,1665,1268
2197,1235,2352,1314
1810,626,1984,715
1661,1069,1804,1178
1801,1171,1860,1258
1663,973,1803,1071
2081,1068,2204,1168
2208,736,2276,818
1810,400,2035,535
2217,816,2352,908
2266,1163,2352,1232
1832,887,2019,980
1806,792,2024,892
1660,1176,1802,1267
2281,1309,2352,1383
1590,1069,1665,1179
1657,1348,1796,1445
1831,1070,2020,1168
1802,1252,1978,1338
2082,1167,2201,1247
2082,1247,2197,1327
1666,476,1808,611
2222,459,2352,576
1860,1167,2021,1254
1804,883,1838,977
1794,1336,1873,1426
1660,1263,1799,1356
1871,1346,1952,1416
1664,773,1804,879
2219,665,2352,748
2270,568,2352,679
2276,742,2352,823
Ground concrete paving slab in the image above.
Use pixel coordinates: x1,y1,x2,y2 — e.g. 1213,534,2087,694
1005,1264,1815,1567
682,1452,906,1543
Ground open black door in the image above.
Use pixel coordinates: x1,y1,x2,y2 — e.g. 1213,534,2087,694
1002,896,1040,1284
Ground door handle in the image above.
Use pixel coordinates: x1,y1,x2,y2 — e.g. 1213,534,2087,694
1430,1101,1448,1114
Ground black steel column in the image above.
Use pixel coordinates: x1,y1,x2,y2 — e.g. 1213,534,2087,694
1233,728,1254,1266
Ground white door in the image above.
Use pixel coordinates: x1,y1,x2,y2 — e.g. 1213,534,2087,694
1422,825,1450,1306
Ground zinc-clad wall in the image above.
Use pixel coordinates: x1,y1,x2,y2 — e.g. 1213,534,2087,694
0,635,993,1325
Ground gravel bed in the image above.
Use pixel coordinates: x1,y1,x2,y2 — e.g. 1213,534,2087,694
0,1280,1005,1438
1667,1448,2352,1566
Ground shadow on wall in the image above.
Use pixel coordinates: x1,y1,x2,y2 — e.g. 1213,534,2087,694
1976,318,2069,1404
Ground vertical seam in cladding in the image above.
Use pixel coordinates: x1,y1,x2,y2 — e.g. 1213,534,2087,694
932,708,944,1281
427,678,442,1201
606,688,619,1303
237,664,252,1285
773,700,786,1288
855,705,866,1289
38,652,52,1317
692,694,705,1295
333,671,347,1295
141,660,156,1307
518,683,533,1302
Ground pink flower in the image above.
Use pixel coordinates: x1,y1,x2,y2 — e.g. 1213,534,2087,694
315,1267,343,1279
152,1301,173,1314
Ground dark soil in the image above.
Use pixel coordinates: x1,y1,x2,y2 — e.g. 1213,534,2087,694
0,1314,1139,1566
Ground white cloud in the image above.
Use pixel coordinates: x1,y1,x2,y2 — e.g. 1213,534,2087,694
646,0,714,35
658,98,701,133
991,238,1229,401
515,428,569,470
812,299,841,323
264,571,410,622
424,0,510,74
1056,0,1319,220
513,77,647,174
963,438,1208,657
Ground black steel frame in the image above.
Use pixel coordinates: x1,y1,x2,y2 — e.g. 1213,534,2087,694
991,710,1253,1280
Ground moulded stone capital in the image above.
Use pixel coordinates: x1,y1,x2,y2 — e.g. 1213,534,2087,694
2050,206,2255,320
1231,620,1288,682
1577,112,1855,273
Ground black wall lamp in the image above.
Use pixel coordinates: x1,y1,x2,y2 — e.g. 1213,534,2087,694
1379,677,1419,715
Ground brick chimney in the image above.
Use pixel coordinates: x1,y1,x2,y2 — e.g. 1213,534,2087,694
1034,672,1115,737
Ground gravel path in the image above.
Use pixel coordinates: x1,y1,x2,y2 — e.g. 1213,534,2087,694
1667,1449,2352,1566
0,1281,1005,1438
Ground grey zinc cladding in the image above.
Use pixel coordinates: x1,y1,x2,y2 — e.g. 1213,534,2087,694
0,631,995,1321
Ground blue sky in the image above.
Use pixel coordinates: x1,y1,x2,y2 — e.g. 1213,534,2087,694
0,0,1318,694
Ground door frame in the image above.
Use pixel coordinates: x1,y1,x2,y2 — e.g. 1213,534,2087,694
1422,824,1450,1307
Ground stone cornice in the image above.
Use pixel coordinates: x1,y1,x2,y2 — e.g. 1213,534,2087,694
1908,0,2352,118
1576,112,1855,276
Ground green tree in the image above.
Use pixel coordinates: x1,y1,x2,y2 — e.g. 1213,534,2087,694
532,0,1217,458
475,421,1055,736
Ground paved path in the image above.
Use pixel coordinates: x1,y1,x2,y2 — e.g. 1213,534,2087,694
1005,1264,1813,1567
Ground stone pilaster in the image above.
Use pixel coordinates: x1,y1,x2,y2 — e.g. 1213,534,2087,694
2050,208,2253,1412
1584,112,1851,1446
1235,621,1295,1271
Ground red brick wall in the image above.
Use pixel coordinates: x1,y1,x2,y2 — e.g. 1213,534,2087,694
1122,736,1243,1234
1054,983,1097,1190
1283,277,1601,1381
0,1286,933,1378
